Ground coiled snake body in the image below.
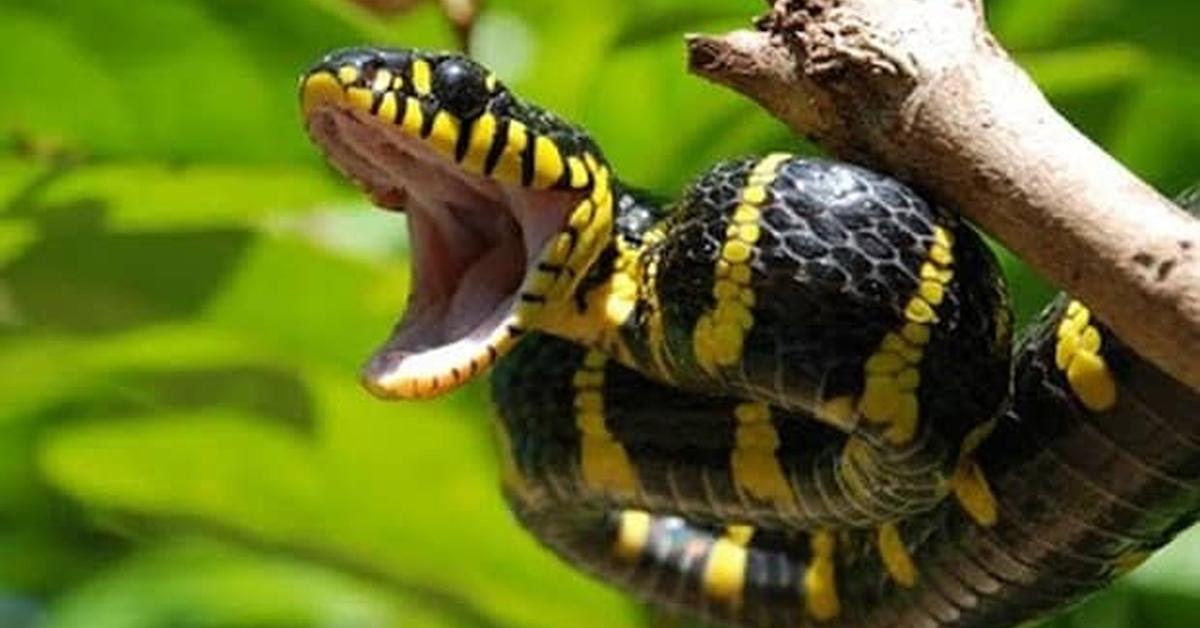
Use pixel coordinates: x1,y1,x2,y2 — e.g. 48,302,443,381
299,47,1199,627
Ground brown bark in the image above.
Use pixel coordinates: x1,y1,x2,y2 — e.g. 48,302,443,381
686,0,1200,392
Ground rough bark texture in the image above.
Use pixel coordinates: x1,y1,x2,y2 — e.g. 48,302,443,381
687,0,1200,392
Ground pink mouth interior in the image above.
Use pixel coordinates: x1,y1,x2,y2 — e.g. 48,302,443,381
304,105,581,390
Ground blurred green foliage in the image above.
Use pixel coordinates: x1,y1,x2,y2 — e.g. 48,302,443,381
0,0,1197,626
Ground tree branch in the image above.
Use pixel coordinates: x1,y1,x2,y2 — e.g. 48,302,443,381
687,0,1200,391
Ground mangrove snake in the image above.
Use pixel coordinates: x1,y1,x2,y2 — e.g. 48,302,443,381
298,47,1200,627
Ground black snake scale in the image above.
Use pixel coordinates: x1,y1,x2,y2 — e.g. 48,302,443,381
298,47,1200,627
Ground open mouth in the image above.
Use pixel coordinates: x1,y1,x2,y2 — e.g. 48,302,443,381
300,50,591,399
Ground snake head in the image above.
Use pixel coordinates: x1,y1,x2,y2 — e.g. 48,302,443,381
301,47,613,399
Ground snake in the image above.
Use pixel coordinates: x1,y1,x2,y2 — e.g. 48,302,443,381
297,47,1200,627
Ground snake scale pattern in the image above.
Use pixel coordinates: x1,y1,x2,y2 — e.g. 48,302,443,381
298,47,1199,627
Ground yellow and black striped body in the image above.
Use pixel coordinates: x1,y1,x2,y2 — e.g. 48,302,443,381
494,292,1200,626
298,48,1200,628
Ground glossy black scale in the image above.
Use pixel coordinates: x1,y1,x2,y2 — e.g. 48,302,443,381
498,298,1200,628
493,169,1198,626
647,158,1011,443
304,47,1200,628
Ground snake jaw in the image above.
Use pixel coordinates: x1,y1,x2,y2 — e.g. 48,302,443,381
300,51,589,399
358,164,578,400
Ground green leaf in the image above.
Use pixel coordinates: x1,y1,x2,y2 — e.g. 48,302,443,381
26,163,353,230
0,326,290,424
612,2,749,49
579,39,795,195
0,0,374,164
476,0,624,117
1108,64,1200,193
202,232,407,370
5,229,255,334
38,401,639,627
44,539,442,628
989,0,1097,51
1020,43,1149,97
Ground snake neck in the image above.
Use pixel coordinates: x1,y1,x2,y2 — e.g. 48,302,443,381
533,184,678,379
533,181,735,394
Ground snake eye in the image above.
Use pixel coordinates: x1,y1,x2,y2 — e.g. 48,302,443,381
433,58,489,120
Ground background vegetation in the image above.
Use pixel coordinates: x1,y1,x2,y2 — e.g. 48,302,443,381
0,0,1196,626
